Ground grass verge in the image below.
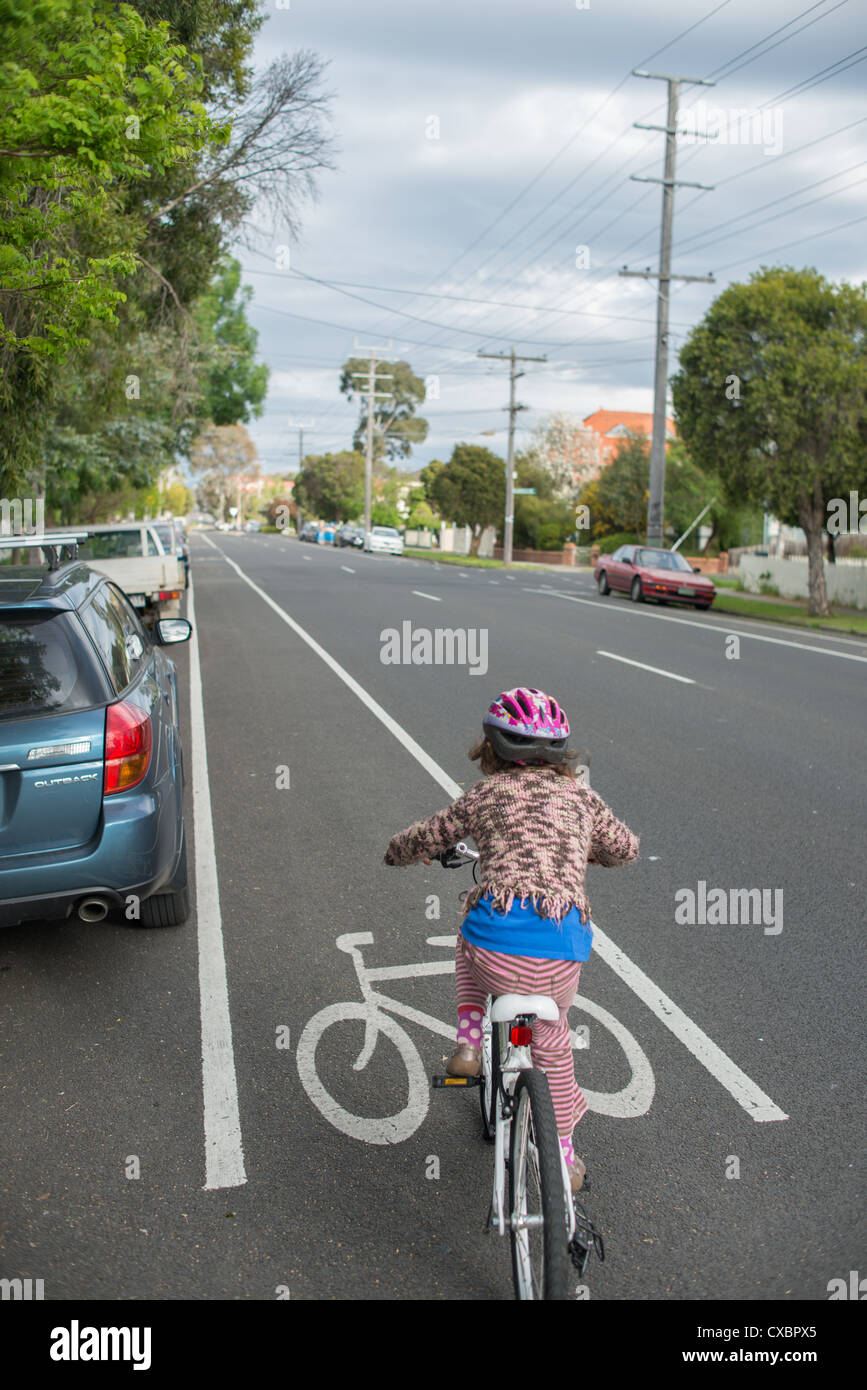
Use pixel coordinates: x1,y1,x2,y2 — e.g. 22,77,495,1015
711,590,867,635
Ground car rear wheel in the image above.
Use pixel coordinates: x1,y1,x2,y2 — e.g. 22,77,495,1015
597,571,610,595
630,577,644,603
137,829,190,928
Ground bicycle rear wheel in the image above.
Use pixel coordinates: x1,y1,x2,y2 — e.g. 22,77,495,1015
479,1012,502,1142
509,1069,571,1300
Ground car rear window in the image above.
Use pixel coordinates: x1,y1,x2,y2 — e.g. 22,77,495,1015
0,611,105,716
77,530,144,560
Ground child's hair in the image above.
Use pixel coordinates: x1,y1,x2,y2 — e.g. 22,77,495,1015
468,735,586,780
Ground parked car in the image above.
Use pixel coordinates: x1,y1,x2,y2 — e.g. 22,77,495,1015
336,525,364,549
152,519,190,588
299,522,319,542
365,526,404,556
316,524,336,545
594,544,716,609
46,523,184,626
244,519,262,532
0,536,192,929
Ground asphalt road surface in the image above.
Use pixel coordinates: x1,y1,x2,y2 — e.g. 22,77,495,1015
2,532,864,1301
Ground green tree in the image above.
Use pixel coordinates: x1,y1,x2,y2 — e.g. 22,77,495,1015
370,502,402,527
406,499,437,530
292,451,365,521
428,444,505,554
339,358,429,463
580,433,650,540
671,266,867,615
192,256,268,426
0,0,227,486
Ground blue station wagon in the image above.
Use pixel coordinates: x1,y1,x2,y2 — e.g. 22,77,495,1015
0,537,191,929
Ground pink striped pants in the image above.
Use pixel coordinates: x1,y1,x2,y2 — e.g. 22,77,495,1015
454,932,589,1137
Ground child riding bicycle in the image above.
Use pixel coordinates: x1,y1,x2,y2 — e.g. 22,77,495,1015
383,686,639,1193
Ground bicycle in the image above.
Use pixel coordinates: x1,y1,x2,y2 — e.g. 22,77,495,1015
432,843,604,1301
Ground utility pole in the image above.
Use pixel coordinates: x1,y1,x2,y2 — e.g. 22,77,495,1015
621,70,716,548
477,347,546,566
287,418,315,471
352,342,394,548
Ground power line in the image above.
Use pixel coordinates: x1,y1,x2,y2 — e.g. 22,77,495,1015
409,5,863,355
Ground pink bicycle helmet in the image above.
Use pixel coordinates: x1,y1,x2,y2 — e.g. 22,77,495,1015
482,686,571,764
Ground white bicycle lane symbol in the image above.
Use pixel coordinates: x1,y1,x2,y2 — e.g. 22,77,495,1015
296,932,656,1144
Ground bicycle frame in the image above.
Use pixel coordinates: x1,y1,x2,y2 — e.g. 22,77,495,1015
486,1007,577,1246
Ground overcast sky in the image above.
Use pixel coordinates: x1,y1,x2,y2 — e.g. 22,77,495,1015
234,0,867,475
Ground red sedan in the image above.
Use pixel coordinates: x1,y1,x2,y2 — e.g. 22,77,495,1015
594,544,716,609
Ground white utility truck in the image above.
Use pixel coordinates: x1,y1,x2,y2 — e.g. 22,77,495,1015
45,524,184,624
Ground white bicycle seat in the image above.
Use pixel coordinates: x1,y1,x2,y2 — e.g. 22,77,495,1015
491,993,559,1023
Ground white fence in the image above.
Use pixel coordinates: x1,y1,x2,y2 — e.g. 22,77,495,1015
737,554,867,610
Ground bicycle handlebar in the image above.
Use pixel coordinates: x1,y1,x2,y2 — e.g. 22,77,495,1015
437,843,480,867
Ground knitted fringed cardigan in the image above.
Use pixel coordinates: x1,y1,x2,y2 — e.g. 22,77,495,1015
384,765,639,924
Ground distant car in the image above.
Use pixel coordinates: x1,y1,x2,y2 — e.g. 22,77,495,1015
0,539,192,929
594,544,716,609
366,526,404,556
299,522,319,542
244,520,262,533
337,525,364,549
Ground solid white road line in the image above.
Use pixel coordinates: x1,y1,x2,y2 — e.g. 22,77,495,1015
597,650,696,684
206,539,787,1124
524,587,867,663
186,574,247,1190
589,926,787,1122
411,590,441,601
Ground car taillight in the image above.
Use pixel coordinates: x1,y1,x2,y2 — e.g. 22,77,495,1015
511,1025,533,1046
104,701,152,795
159,590,181,601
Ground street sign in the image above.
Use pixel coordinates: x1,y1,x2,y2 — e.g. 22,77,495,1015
513,488,536,494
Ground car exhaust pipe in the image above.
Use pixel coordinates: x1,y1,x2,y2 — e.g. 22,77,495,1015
77,897,110,923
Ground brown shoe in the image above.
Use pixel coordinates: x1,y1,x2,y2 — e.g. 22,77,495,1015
445,1044,481,1077
567,1157,587,1193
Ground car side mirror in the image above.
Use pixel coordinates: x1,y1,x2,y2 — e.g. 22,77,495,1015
692,566,701,573
155,618,192,644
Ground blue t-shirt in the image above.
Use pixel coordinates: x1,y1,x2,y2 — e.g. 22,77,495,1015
461,893,593,962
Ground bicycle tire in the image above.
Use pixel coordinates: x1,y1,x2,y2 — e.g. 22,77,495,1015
479,1012,502,1143
509,1069,571,1300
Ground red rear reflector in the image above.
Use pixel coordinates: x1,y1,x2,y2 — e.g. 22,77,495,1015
510,1025,532,1046
104,701,152,794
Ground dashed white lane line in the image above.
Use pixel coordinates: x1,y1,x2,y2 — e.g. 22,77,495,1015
341,566,356,574
523,587,867,663
412,590,441,602
203,537,787,1124
597,650,696,684
187,573,247,1190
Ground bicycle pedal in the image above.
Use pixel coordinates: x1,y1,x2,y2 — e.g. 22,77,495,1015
571,1198,605,1266
432,1074,482,1088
